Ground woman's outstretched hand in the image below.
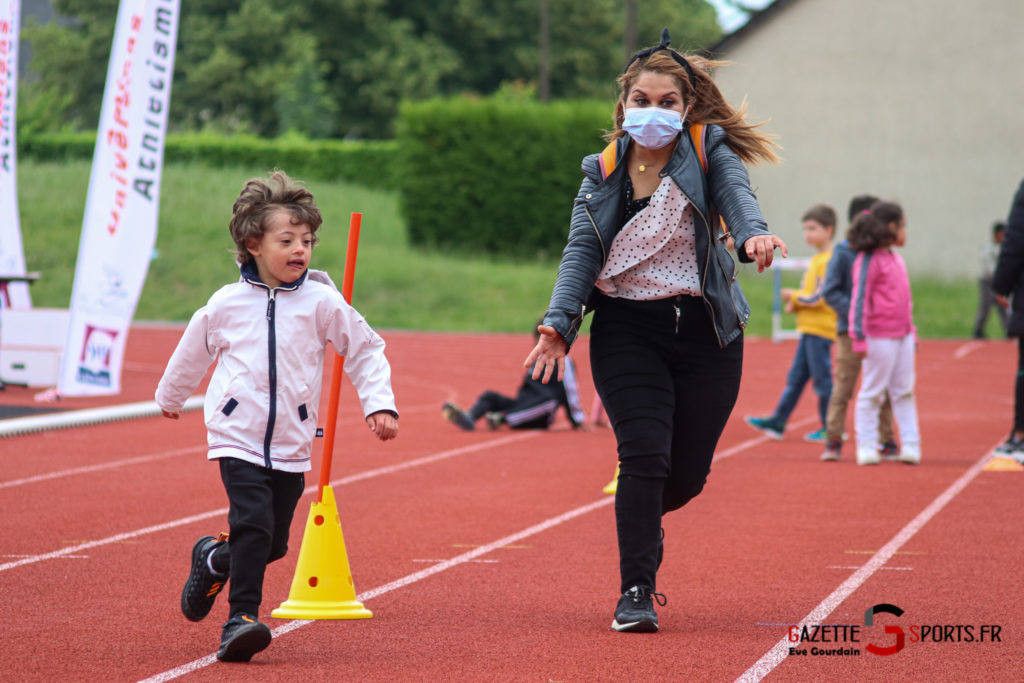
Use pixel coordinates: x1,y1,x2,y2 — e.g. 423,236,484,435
524,325,567,384
744,234,788,272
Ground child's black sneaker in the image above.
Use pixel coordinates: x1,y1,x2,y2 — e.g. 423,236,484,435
181,534,228,622
611,585,666,633
441,402,475,431
217,613,272,662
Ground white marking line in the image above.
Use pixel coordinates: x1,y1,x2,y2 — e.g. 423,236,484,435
735,446,997,683
136,496,615,683
826,565,914,571
1,554,89,559
412,558,499,564
0,446,204,490
0,431,539,574
953,340,985,359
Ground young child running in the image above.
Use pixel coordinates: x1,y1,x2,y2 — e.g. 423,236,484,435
821,194,898,461
155,171,399,662
745,204,837,442
442,321,588,431
848,201,920,465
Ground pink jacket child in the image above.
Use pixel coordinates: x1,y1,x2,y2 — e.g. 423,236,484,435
845,201,920,466
848,248,916,353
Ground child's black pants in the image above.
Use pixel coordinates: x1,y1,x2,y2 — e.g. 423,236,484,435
218,457,305,617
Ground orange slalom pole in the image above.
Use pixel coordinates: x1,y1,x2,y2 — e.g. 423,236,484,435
316,212,362,503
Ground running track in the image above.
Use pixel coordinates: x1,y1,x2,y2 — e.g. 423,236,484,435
0,326,1020,681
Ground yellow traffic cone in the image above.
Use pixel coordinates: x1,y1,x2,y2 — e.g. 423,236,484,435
983,455,1024,472
271,485,373,619
602,463,620,495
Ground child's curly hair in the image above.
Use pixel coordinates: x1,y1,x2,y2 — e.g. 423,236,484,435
229,170,322,264
846,201,904,252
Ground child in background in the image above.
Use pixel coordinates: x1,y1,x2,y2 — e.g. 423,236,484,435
972,221,1008,339
848,201,920,465
442,321,588,431
156,171,399,662
821,195,897,462
745,204,837,442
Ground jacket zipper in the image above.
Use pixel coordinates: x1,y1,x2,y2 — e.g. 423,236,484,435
263,288,277,469
583,204,607,263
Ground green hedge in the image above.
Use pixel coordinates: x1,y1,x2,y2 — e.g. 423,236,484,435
18,132,398,188
395,97,612,259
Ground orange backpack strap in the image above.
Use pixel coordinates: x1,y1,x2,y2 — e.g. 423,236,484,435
598,141,618,180
690,123,730,237
689,123,708,173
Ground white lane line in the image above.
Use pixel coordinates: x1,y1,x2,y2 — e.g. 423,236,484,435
412,558,500,564
0,446,204,490
825,566,914,571
1,554,90,559
136,495,615,683
0,431,540,574
735,446,996,683
326,431,538,487
953,340,985,359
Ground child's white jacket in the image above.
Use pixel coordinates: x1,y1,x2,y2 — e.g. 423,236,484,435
155,267,397,473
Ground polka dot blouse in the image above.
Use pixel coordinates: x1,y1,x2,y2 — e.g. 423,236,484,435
595,175,702,300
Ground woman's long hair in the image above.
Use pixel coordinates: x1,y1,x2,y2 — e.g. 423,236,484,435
607,51,780,166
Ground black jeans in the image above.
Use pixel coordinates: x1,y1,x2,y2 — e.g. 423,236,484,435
590,295,743,593
1015,339,1024,432
218,457,305,617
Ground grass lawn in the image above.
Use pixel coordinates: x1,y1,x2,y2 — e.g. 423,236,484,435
17,160,990,338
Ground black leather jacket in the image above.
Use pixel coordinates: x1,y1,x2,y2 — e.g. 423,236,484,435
542,125,772,349
992,178,1024,336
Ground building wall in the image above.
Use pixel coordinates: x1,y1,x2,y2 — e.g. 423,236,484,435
709,0,1024,277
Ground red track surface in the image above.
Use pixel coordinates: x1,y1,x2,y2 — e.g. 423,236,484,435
1,326,1021,681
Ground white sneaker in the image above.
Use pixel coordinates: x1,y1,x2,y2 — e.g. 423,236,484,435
857,449,881,466
897,445,921,465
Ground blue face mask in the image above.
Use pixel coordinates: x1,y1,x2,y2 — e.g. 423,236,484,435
622,106,685,149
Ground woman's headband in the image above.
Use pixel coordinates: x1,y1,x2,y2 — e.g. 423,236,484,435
624,27,697,90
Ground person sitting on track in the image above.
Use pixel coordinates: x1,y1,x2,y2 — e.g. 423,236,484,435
442,320,588,432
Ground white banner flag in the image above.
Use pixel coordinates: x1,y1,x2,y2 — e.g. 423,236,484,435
0,0,30,309
58,0,179,396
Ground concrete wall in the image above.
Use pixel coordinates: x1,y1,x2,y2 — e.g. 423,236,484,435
708,0,1024,277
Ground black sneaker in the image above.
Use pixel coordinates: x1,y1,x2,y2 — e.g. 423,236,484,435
611,585,666,633
181,535,228,622
441,402,475,431
994,437,1022,456
217,613,272,662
